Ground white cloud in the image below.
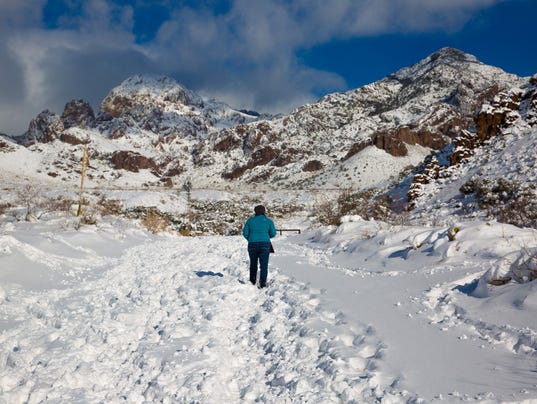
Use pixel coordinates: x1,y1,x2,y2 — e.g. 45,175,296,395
0,0,509,135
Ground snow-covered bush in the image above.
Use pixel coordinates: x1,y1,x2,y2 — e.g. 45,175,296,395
314,188,393,226
510,248,537,283
477,248,537,294
42,196,75,214
460,177,537,228
16,183,44,221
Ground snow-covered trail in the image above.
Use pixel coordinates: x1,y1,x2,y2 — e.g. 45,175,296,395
273,230,537,402
0,234,399,403
2,222,537,403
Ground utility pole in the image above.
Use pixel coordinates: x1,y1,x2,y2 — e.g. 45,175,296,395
77,146,89,216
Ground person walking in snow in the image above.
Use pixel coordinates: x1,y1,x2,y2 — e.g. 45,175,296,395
242,205,277,288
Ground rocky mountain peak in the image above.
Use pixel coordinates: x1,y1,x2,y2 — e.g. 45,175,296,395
96,75,257,139
428,47,479,65
100,75,203,119
61,99,95,129
191,48,524,188
21,110,64,145
390,47,480,82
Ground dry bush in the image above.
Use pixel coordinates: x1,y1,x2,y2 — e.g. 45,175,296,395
315,197,341,226
0,203,12,215
178,226,193,236
97,198,123,216
460,177,537,228
314,188,393,226
43,196,74,214
16,183,44,221
188,200,250,235
141,210,169,233
15,186,76,220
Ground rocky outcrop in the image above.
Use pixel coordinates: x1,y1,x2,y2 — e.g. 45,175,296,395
407,156,441,203
110,150,158,173
343,140,371,161
16,101,94,146
344,126,448,160
61,100,95,129
59,132,90,145
0,136,16,152
450,90,522,165
222,146,280,180
408,78,533,205
213,128,244,152
521,73,537,126
21,110,64,145
302,160,324,172
97,75,257,139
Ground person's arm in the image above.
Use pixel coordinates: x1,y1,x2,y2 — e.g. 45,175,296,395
269,219,277,238
242,219,250,240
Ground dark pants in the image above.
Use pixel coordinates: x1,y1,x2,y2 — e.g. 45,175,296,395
248,242,271,286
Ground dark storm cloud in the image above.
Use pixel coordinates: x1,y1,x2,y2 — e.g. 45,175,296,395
38,46,160,113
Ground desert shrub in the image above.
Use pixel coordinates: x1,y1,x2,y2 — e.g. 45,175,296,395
97,198,123,216
80,214,98,225
43,196,75,214
178,226,194,237
141,210,169,234
447,226,460,241
189,200,250,235
0,203,12,215
315,197,341,226
314,188,393,226
459,177,537,228
16,183,44,221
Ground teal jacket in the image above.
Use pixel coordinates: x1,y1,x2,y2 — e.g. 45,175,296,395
243,214,277,242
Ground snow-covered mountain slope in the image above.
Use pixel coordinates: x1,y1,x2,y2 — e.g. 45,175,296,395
1,76,260,188
0,48,531,194
98,76,259,139
193,48,524,188
407,73,537,223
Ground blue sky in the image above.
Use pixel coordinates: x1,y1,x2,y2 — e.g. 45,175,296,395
1,0,536,135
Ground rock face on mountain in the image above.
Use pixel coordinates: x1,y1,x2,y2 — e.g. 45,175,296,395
5,48,531,193
96,76,257,139
61,100,95,130
194,48,523,187
20,110,65,145
406,71,537,210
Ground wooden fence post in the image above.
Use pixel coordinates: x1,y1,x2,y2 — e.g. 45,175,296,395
77,146,89,217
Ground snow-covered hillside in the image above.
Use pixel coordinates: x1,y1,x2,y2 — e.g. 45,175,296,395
98,75,259,138
408,73,537,223
193,48,524,188
1,214,537,402
1,48,529,192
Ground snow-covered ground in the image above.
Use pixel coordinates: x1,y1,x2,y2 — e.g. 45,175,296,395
1,214,537,403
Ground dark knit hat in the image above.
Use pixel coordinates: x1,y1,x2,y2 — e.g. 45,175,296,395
254,205,266,216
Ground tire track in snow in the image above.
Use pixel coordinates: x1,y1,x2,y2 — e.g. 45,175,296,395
0,235,394,403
